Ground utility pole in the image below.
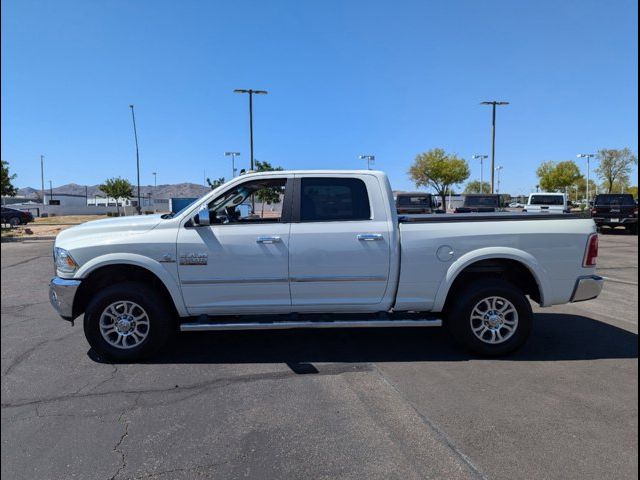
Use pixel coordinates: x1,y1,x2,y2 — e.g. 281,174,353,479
152,172,157,211
472,154,488,193
129,104,142,214
40,155,45,214
495,166,504,194
49,180,53,200
234,89,268,171
359,155,375,170
577,153,596,203
225,152,241,178
480,101,509,193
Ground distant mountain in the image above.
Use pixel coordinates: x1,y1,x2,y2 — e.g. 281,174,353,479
16,187,40,198
17,182,211,199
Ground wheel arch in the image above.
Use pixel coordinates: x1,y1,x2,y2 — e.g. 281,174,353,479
73,255,187,318
434,248,549,312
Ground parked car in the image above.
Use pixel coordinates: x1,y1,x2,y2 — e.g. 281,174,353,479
1,207,34,226
49,170,603,361
591,193,638,234
454,194,502,213
395,192,437,214
523,193,570,214
508,201,525,208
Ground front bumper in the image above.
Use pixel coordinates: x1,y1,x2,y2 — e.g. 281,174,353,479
49,277,82,320
570,275,604,303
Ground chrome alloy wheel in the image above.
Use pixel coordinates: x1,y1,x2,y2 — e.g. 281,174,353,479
99,301,150,349
470,296,519,344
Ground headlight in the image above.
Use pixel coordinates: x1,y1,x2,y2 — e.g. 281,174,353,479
54,247,79,274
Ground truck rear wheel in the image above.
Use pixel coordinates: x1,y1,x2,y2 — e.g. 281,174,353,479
446,279,533,356
83,282,173,361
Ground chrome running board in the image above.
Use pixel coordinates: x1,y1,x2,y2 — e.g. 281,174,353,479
180,318,442,332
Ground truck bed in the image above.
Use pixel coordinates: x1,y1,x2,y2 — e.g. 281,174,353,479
398,212,588,223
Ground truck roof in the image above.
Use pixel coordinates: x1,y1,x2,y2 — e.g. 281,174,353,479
239,169,388,178
394,191,433,196
528,192,566,196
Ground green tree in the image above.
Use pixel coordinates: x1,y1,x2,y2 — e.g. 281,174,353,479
99,177,134,216
536,160,583,192
254,160,283,173
1,160,18,198
605,178,632,194
207,177,225,189
572,177,598,202
595,148,638,193
628,186,638,199
254,160,284,216
408,149,470,208
464,180,491,194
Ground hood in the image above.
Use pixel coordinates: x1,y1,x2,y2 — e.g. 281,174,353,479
55,214,164,246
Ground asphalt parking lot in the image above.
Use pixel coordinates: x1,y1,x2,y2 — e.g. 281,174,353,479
1,234,637,480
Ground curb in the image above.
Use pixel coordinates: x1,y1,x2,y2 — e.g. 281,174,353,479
1,236,56,243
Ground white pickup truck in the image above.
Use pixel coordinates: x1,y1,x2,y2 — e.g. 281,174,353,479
49,170,603,361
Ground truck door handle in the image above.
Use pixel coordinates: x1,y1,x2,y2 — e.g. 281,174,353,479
357,234,383,241
256,236,281,244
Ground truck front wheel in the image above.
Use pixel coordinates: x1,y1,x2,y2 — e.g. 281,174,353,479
83,282,173,361
446,280,533,356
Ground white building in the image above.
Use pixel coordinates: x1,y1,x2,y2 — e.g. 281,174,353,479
44,193,87,207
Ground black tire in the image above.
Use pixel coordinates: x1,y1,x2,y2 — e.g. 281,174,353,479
84,281,173,361
446,279,533,356
629,224,638,235
8,216,20,226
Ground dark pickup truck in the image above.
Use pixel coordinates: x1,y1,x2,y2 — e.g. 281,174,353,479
591,194,638,234
454,194,501,213
395,192,438,214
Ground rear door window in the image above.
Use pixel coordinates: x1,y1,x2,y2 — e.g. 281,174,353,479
299,178,371,222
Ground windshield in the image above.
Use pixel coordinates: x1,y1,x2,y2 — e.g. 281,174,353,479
594,194,635,206
397,195,431,206
463,196,499,207
528,195,564,206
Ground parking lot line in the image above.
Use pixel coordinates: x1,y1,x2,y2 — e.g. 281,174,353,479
601,276,638,286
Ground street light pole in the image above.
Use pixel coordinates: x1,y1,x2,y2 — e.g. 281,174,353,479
359,155,375,170
495,166,504,194
225,152,241,178
40,155,45,214
234,90,268,171
480,101,509,193
577,153,596,203
49,180,53,201
129,105,142,214
152,171,157,209
472,154,488,193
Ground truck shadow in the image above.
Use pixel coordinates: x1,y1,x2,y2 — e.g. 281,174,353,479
91,313,638,364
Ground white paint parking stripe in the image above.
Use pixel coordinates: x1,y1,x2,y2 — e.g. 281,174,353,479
601,276,638,286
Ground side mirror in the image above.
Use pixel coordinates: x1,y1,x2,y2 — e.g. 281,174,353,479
194,205,211,226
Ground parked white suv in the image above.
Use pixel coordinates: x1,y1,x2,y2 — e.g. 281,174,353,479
524,193,570,214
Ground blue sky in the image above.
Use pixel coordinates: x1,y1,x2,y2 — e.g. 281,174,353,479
2,0,638,194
